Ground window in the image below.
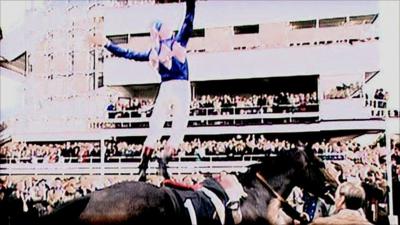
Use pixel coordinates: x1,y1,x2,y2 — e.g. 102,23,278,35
319,17,346,28
130,33,150,37
98,49,104,63
89,72,96,90
28,54,32,73
173,29,205,38
234,25,259,35
155,0,183,3
98,72,104,88
89,3,103,10
69,51,75,68
349,14,378,25
191,28,205,38
93,16,104,24
289,20,316,29
106,34,129,44
89,49,95,70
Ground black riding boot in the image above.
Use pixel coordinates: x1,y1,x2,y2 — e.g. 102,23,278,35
138,147,154,182
158,157,171,179
138,168,147,182
158,149,173,179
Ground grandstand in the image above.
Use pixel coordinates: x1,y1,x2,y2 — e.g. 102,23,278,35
0,1,399,224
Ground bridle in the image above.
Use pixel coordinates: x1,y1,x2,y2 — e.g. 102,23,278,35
256,172,311,225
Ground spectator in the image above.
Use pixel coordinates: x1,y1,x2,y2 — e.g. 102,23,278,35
324,82,362,99
106,91,319,119
310,182,372,225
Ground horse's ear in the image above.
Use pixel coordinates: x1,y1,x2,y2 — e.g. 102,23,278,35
303,144,326,168
303,144,314,158
295,141,311,155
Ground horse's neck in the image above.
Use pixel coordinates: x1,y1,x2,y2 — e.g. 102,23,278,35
268,172,296,198
245,172,295,201
239,172,296,225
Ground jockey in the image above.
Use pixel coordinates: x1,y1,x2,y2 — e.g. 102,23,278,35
90,0,196,181
163,172,247,225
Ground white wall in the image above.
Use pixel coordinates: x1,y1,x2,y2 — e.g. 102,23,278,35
319,99,370,120
0,69,25,122
104,42,379,85
378,1,400,109
104,1,378,35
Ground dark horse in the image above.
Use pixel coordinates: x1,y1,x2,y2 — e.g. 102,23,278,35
3,147,337,225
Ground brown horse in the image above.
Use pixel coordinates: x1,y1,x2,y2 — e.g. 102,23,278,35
4,147,337,225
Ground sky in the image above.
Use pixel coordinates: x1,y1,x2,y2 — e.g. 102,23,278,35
0,1,399,121
0,1,27,121
0,1,26,35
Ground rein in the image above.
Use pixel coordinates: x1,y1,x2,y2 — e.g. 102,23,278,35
256,172,285,202
256,172,310,225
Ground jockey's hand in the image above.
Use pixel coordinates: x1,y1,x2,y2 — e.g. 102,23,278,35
88,34,108,47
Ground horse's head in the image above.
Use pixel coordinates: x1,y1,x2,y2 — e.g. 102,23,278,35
290,144,338,205
249,144,337,205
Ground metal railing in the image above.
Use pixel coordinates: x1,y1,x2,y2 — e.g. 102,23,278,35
365,99,399,118
92,104,320,129
0,153,344,165
0,153,345,175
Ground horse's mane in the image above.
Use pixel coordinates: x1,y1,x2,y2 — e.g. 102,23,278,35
239,149,306,185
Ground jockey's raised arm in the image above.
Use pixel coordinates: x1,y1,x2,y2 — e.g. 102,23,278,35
104,42,151,62
176,0,195,48
88,34,150,61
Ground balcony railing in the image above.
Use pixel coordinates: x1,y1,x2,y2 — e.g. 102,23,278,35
365,99,399,118
108,103,319,118
92,103,320,128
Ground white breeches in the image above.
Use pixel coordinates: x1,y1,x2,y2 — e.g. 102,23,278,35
143,80,191,149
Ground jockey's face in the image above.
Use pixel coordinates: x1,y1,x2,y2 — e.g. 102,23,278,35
151,21,173,42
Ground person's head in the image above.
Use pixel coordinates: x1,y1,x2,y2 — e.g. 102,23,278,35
16,181,25,192
334,182,365,212
182,176,194,186
54,177,62,189
150,20,173,41
395,142,400,154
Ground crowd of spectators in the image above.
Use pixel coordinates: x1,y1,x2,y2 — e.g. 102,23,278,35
0,142,101,164
190,92,318,115
392,141,400,220
107,91,319,119
1,137,333,164
364,88,391,117
2,135,398,169
323,82,362,99
0,175,126,217
107,98,154,118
